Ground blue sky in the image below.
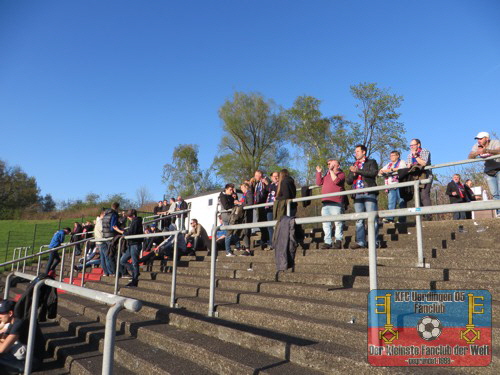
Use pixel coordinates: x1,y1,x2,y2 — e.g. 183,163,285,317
1,0,499,204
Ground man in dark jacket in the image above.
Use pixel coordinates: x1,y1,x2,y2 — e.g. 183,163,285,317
346,145,380,249
446,174,470,220
235,183,254,255
219,184,237,256
101,202,120,275
116,209,143,287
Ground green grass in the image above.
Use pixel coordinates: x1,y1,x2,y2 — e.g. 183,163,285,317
0,218,94,271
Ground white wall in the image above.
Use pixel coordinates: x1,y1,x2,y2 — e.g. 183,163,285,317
185,192,221,234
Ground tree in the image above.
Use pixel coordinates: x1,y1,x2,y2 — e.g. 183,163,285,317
350,82,406,164
136,186,152,207
286,96,357,181
162,144,205,197
214,92,289,182
39,194,56,212
85,193,101,205
0,159,40,218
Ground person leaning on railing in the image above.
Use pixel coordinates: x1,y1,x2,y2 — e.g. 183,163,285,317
274,169,297,222
44,227,71,275
469,131,500,217
379,151,408,224
114,209,143,288
445,174,471,220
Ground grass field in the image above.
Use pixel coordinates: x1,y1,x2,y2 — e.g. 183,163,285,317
0,217,95,270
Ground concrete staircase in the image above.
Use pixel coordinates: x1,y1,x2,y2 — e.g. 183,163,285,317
2,218,499,374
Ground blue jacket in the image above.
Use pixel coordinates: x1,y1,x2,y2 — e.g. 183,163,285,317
49,230,66,249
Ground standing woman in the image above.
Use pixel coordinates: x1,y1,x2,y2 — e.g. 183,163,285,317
273,169,297,221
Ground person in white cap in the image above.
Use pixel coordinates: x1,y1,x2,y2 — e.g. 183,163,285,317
469,132,500,216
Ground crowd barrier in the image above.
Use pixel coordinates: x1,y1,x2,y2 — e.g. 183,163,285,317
3,271,142,375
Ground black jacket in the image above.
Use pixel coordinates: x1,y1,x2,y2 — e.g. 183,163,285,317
124,216,144,245
346,159,379,193
446,181,469,204
277,176,297,201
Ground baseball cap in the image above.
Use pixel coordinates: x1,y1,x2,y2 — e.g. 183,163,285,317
475,132,490,139
0,299,15,314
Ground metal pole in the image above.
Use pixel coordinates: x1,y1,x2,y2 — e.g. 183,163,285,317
102,300,124,375
23,247,28,272
170,232,178,308
114,238,123,295
414,181,424,267
11,247,17,271
69,246,76,284
367,212,378,291
3,272,14,300
24,280,44,375
36,255,41,277
16,248,20,271
286,201,291,216
59,248,66,282
81,242,87,287
208,225,219,317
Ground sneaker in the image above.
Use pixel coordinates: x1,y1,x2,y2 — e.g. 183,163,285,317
320,243,332,250
125,280,138,288
350,243,366,250
333,240,342,249
121,274,132,279
226,253,235,257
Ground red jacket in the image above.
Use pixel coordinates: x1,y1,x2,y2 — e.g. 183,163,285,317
315,170,345,204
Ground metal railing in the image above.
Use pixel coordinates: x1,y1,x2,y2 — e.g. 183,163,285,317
208,199,500,316
143,207,191,231
3,271,142,375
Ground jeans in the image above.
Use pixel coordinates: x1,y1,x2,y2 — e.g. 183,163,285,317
120,243,140,281
387,188,407,222
45,250,60,274
222,217,233,254
453,206,466,220
354,193,379,247
485,170,500,215
321,202,344,244
99,243,113,275
266,211,274,246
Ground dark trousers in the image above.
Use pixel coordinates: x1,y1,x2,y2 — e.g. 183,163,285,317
257,207,269,244
420,178,433,220
266,211,274,246
120,244,140,281
45,250,60,274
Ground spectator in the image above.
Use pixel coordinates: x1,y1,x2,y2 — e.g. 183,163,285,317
153,201,163,216
379,151,408,223
45,227,71,274
469,132,500,217
215,216,238,252
464,179,476,219
274,169,297,222
118,211,128,229
94,211,113,276
74,246,101,271
0,299,42,371
316,159,345,249
219,184,238,256
175,196,188,229
82,220,95,251
235,183,254,256
101,202,120,274
185,218,210,252
115,209,143,288
252,170,270,246
346,144,380,249
446,174,470,220
157,199,172,230
71,222,83,256
407,138,433,220
264,171,279,248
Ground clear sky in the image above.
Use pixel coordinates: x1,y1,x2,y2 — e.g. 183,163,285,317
1,0,499,204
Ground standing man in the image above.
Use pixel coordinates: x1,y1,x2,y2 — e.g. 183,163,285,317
469,132,500,217
407,139,432,220
45,227,71,274
445,174,469,220
176,196,188,230
316,159,345,249
346,145,379,249
265,171,279,248
219,184,237,256
379,151,407,223
252,170,270,247
95,210,113,276
101,202,120,275
116,209,143,287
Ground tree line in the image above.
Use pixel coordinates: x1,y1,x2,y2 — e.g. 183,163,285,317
163,82,406,197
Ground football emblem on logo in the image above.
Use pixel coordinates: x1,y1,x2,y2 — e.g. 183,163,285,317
417,316,442,341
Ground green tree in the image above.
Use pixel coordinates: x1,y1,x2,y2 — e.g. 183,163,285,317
0,159,40,218
214,92,289,182
350,82,406,164
40,194,56,212
286,96,357,181
162,144,208,197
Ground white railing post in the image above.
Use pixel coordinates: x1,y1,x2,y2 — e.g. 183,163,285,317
114,238,123,295
414,180,425,267
170,232,179,308
102,300,124,375
367,212,378,291
208,224,218,317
